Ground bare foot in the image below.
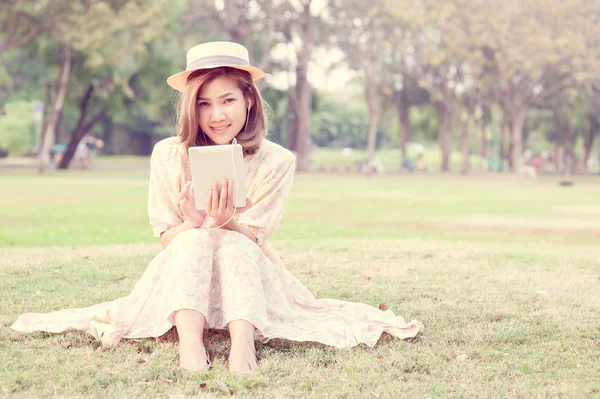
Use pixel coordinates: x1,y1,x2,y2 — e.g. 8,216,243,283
227,343,258,374
179,341,210,372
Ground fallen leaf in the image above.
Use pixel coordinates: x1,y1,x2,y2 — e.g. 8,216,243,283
536,290,549,296
169,395,185,399
376,355,384,360
456,354,467,362
378,303,388,311
158,378,173,384
134,358,146,364
105,369,116,375
199,383,207,389
35,290,42,296
216,381,232,395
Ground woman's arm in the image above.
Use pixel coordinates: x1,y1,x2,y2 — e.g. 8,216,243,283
159,220,197,249
223,219,257,244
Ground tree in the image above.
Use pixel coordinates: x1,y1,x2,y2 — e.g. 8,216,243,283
481,0,598,173
329,0,395,172
48,1,170,169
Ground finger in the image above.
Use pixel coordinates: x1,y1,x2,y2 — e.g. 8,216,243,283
180,197,188,213
205,189,212,213
226,179,233,211
219,178,227,212
179,182,190,200
236,197,252,213
212,181,219,213
189,184,195,199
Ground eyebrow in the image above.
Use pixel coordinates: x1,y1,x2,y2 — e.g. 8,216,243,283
197,92,236,101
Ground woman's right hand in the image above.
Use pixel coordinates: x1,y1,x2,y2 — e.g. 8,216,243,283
179,182,207,228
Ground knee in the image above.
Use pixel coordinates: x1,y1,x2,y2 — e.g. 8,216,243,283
169,228,210,250
221,231,259,253
170,228,197,246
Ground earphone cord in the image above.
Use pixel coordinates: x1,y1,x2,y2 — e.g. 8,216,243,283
207,138,239,231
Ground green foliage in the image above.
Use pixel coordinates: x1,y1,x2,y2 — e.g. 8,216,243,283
260,85,290,146
0,101,36,155
2,0,600,166
311,93,370,148
411,104,440,141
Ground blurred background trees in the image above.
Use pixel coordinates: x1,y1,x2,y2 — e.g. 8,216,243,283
1,0,599,174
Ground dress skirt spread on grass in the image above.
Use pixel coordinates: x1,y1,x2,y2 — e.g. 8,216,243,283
11,137,422,349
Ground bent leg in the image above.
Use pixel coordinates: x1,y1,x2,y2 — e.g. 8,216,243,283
216,233,265,373
164,229,215,372
228,319,258,373
174,309,210,372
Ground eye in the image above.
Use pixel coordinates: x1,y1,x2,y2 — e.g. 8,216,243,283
225,98,236,103
197,101,209,107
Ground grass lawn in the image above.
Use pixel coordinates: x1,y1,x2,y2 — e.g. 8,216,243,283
1,156,599,398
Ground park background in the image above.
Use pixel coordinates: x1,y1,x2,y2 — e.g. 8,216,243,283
1,0,600,398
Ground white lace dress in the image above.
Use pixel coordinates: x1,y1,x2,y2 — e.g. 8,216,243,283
11,137,422,348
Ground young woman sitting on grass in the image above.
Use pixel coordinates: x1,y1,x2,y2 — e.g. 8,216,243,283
11,42,422,374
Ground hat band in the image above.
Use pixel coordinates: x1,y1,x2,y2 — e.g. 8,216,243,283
186,55,250,71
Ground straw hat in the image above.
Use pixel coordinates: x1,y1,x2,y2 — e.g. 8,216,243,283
166,41,270,92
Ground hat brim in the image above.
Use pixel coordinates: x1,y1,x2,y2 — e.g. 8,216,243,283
167,65,270,92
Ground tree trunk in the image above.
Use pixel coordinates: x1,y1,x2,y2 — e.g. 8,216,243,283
461,107,475,174
583,127,595,171
552,139,560,172
58,84,105,169
499,113,507,170
440,98,455,172
507,118,514,170
365,79,381,172
552,114,563,172
509,109,526,174
286,92,297,152
293,0,312,172
479,107,488,171
39,44,71,173
563,121,574,176
398,101,411,163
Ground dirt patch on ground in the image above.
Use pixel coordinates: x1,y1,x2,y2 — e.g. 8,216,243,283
358,220,600,242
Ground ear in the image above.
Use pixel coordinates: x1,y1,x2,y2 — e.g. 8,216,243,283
246,99,252,110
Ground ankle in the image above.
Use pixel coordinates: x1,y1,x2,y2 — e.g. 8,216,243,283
179,336,205,350
230,339,255,352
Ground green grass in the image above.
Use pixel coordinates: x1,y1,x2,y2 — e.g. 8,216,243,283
1,156,600,397
1,156,599,247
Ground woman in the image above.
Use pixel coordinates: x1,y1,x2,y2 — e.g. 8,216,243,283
11,42,422,374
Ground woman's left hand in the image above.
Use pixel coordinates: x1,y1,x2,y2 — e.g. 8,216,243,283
205,179,253,228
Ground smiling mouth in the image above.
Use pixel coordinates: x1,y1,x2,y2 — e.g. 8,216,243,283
211,124,231,134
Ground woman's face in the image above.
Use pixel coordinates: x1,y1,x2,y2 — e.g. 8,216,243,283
196,75,248,145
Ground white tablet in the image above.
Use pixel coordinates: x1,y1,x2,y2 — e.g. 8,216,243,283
188,144,247,211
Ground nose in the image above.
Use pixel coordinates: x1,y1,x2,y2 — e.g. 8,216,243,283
210,105,226,122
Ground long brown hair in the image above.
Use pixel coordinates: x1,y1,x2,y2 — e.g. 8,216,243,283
175,67,267,155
